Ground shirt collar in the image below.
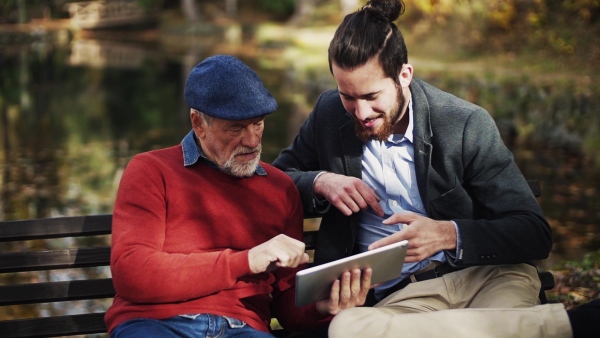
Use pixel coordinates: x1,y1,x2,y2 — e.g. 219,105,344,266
181,130,266,176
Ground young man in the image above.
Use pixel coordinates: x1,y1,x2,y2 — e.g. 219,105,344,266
272,0,577,336
105,55,369,338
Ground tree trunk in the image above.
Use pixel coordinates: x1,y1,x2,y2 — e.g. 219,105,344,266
288,0,317,25
225,0,238,17
181,0,200,22
17,0,28,23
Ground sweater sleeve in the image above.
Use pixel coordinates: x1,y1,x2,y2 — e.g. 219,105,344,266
269,180,332,331
110,156,254,304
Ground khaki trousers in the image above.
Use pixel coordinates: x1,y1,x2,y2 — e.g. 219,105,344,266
329,264,572,338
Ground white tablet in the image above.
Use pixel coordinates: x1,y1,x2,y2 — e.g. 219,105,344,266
295,240,408,307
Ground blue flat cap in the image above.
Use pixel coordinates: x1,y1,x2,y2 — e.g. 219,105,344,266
184,55,277,120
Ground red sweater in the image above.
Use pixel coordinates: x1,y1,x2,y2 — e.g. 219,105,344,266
105,145,330,333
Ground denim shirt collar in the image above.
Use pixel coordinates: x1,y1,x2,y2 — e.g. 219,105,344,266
181,130,266,176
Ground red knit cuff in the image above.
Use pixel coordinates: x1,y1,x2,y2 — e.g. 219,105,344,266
230,249,253,278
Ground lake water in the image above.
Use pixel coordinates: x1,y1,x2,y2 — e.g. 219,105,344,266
1,25,599,269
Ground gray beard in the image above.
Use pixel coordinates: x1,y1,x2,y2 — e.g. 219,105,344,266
222,145,262,178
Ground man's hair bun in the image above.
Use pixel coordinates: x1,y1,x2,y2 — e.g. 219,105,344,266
363,0,405,23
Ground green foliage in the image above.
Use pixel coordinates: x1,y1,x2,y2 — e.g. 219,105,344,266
558,250,600,271
259,0,296,17
404,0,600,68
549,250,600,308
137,0,161,10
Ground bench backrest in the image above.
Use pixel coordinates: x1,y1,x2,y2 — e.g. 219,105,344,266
0,214,319,337
0,215,113,337
0,180,549,337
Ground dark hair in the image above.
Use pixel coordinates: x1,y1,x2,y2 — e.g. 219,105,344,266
328,0,407,84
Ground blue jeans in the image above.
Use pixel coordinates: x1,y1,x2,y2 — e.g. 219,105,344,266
110,314,274,338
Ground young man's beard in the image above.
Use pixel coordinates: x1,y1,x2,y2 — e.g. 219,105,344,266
354,88,406,142
222,144,262,178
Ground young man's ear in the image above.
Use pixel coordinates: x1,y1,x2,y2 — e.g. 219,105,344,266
398,64,413,88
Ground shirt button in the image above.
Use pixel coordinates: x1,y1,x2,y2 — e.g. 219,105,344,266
392,200,398,206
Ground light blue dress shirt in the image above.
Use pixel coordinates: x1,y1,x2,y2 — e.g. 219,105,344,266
356,96,446,300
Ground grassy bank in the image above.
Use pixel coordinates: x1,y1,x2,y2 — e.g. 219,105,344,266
549,250,600,308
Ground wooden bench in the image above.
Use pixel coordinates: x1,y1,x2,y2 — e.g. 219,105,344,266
0,181,554,337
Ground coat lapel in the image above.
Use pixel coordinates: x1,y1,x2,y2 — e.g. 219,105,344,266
410,79,433,214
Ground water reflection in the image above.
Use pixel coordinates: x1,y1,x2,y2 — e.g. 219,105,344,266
68,39,147,68
1,32,599,268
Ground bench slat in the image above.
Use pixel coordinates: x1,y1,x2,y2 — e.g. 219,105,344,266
303,230,318,250
0,247,111,273
0,214,112,242
0,313,107,338
0,278,115,306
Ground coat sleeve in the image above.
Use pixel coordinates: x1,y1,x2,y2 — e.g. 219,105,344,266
449,109,552,266
272,93,332,217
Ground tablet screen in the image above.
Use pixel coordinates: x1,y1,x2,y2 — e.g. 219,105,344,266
295,240,408,307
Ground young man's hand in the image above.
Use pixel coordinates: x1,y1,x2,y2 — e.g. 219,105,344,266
314,172,383,217
369,212,457,262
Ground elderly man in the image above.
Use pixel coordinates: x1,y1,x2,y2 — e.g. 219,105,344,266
105,55,369,338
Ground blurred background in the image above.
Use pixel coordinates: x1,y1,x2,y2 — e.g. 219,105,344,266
0,0,599,328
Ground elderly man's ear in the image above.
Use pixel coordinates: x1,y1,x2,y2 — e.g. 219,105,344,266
190,110,207,139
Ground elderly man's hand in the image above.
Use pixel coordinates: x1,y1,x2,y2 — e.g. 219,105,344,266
248,234,309,274
316,268,372,315
314,172,383,217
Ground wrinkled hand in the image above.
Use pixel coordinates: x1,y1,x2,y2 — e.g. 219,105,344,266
316,268,372,315
314,172,383,217
369,212,457,263
248,234,309,274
